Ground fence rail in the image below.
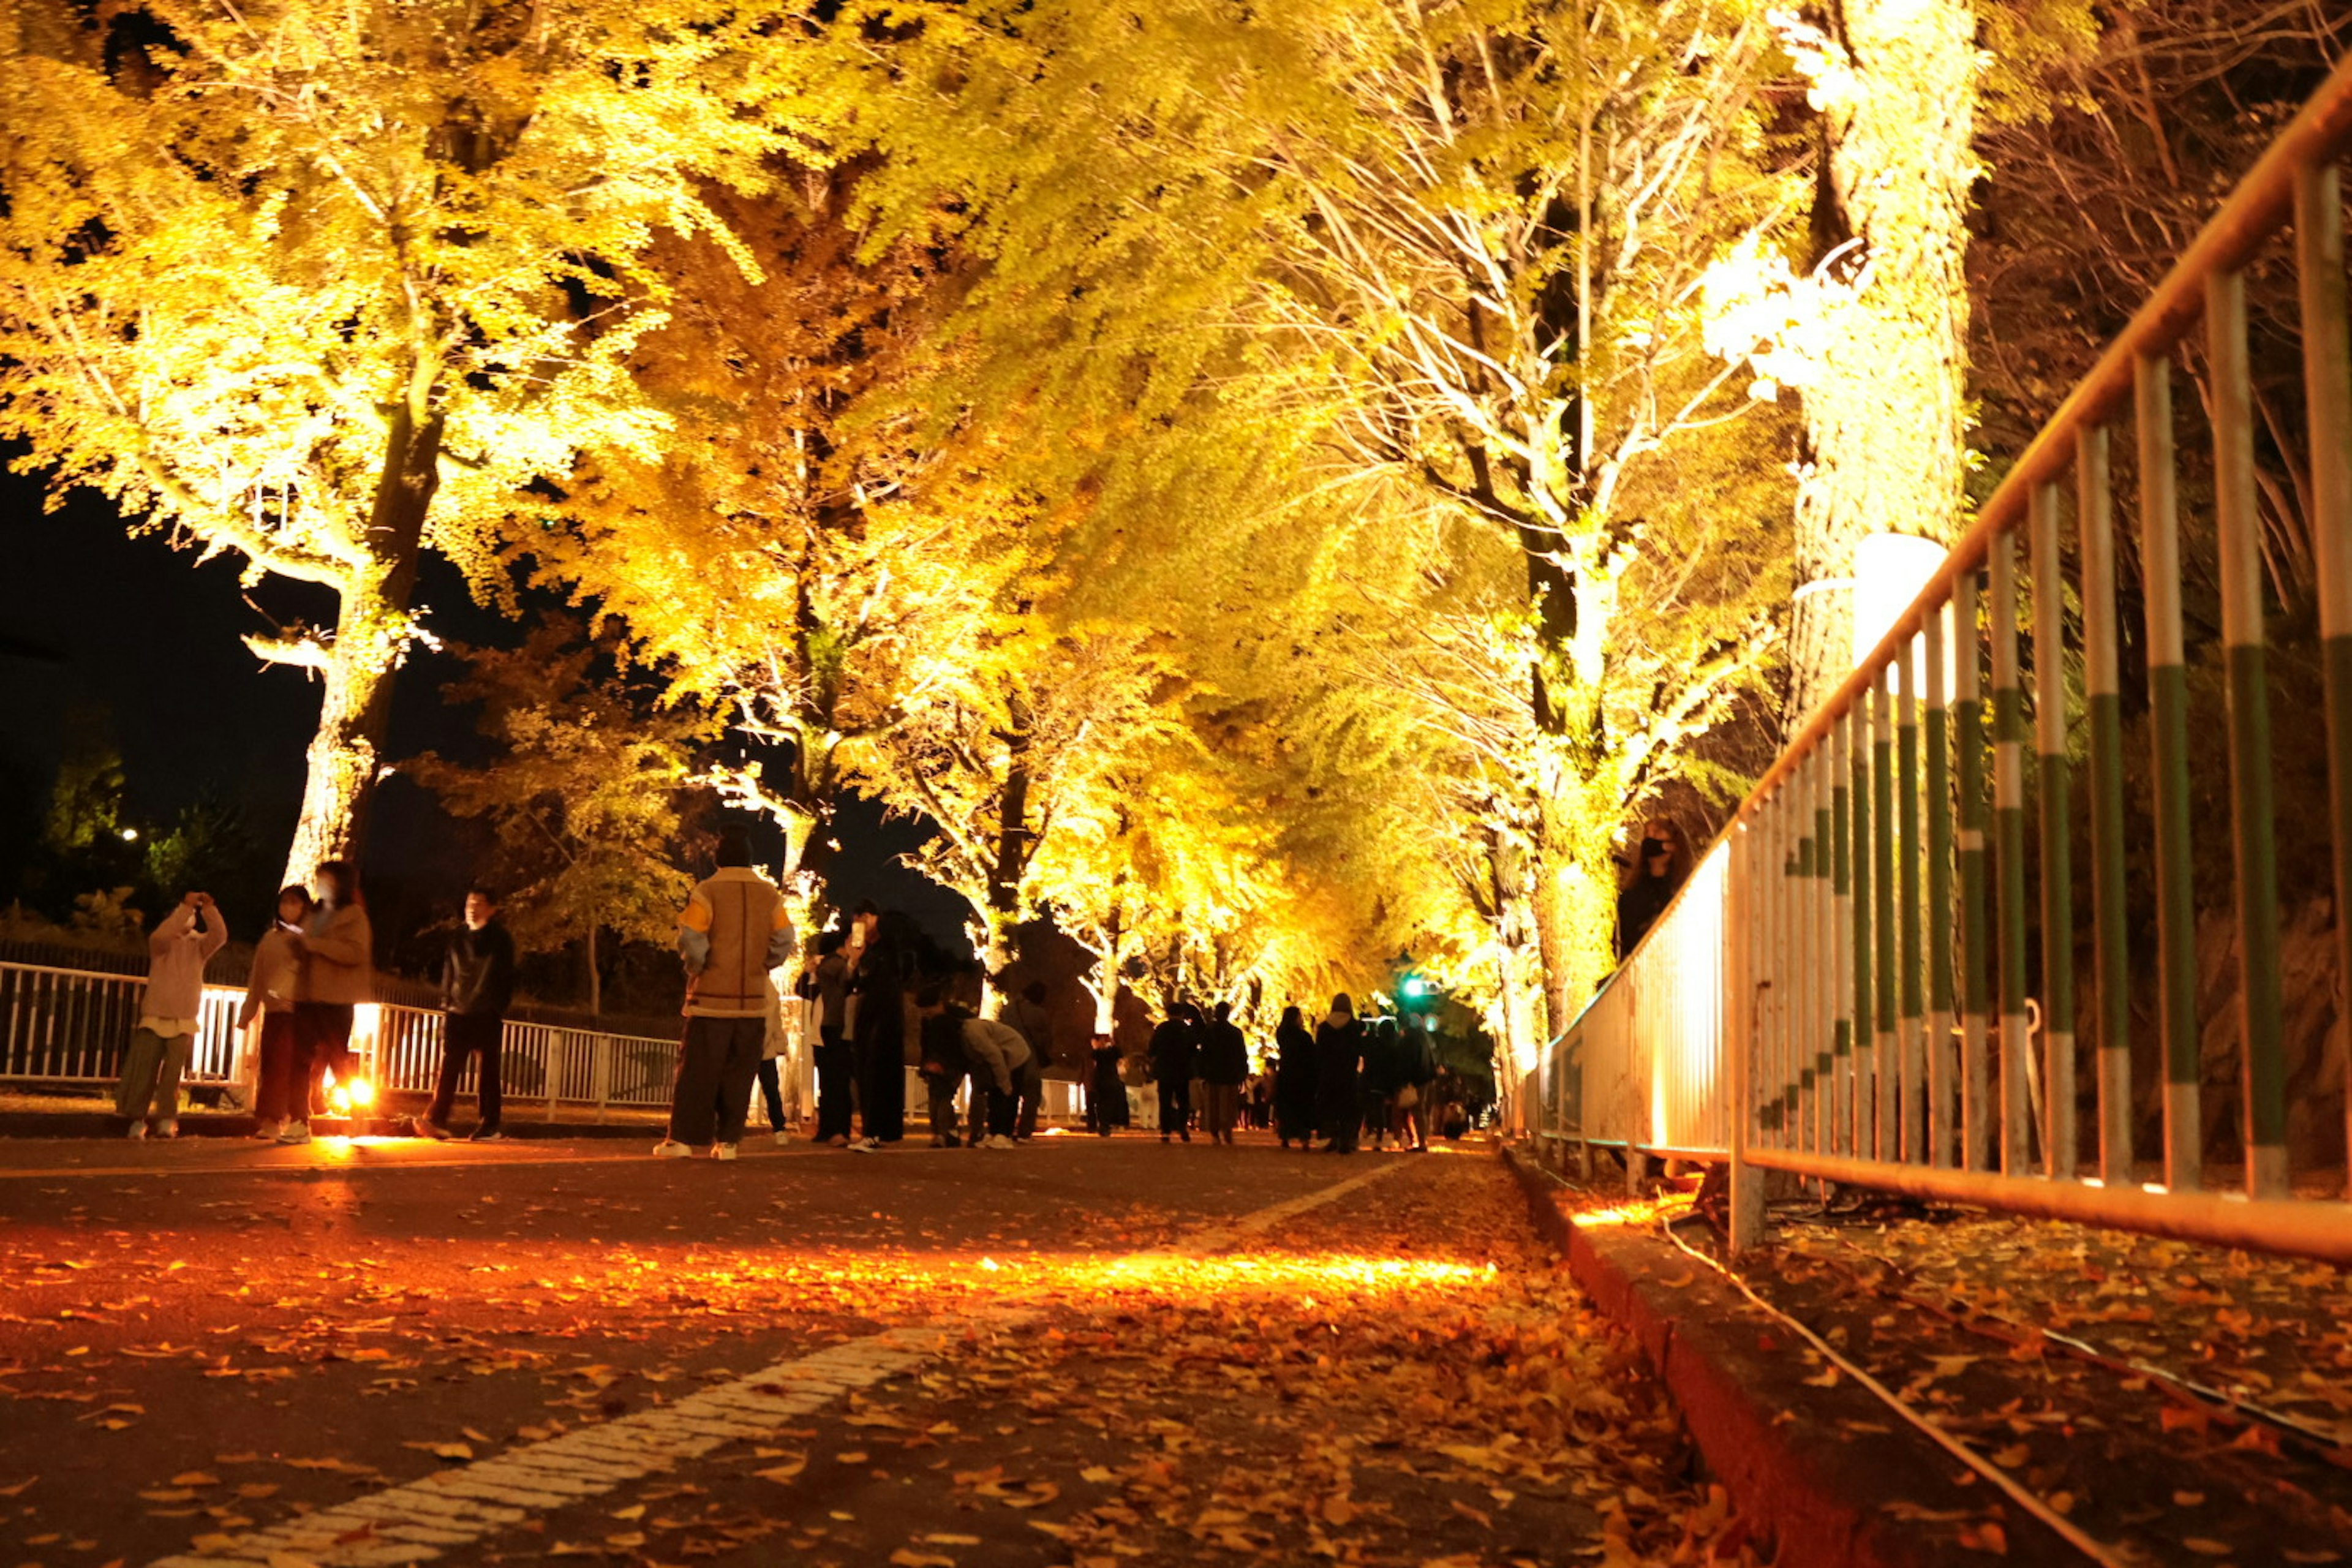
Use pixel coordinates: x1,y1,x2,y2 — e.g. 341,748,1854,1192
0,960,1100,1131
1529,50,2352,1267
0,960,679,1121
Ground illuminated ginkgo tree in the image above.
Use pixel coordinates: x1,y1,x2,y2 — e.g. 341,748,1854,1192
0,0,808,880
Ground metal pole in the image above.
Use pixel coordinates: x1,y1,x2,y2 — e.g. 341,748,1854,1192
1924,601,1956,1169
2137,353,2202,1194
1872,669,1898,1161
1990,532,2034,1178
1790,772,1812,1156
1813,745,1837,1167
1831,714,1855,1159
2294,160,2352,1200
1727,821,1764,1253
2078,424,2135,1185
1898,636,1926,1164
1955,569,1991,1172
2030,480,2078,1181
2207,268,2288,1201
1852,699,1876,1163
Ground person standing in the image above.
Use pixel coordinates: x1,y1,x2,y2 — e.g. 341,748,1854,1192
1273,1005,1317,1149
848,906,910,1150
1086,1031,1128,1135
240,886,312,1140
915,986,974,1147
1199,1001,1249,1145
418,887,516,1142
750,969,792,1144
115,891,228,1139
1362,1017,1402,1152
1396,1017,1437,1152
1003,979,1055,1139
1148,1003,1198,1144
1314,994,1365,1153
807,932,854,1145
654,831,796,1161
282,861,372,1146
1616,816,1694,960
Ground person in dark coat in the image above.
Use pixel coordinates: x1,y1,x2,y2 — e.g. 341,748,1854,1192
1273,1005,1318,1148
1199,1001,1250,1144
806,931,855,1145
916,989,973,1147
1616,816,1694,960
1313,994,1365,1153
1397,1017,1438,1151
1361,1017,1402,1152
420,886,517,1141
1087,1031,1128,1134
848,905,910,1149
1148,1003,1199,1144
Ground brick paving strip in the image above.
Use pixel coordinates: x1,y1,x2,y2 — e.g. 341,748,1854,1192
148,1160,1410,1568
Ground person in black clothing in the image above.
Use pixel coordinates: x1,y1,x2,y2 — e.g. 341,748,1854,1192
1003,979,1054,1140
1087,1031,1128,1134
1199,1000,1250,1144
915,987,973,1147
805,931,854,1145
420,887,517,1142
1396,1017,1438,1151
848,905,910,1150
1148,1003,1199,1144
1273,1005,1317,1148
1314,994,1365,1153
1616,816,1694,960
1361,1017,1401,1152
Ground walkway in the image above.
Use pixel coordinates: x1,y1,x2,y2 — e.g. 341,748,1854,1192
0,1136,1735,1567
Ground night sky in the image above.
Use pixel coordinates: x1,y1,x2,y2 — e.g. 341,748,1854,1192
0,460,971,957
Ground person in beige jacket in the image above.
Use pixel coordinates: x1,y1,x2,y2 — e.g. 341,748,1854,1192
654,829,796,1161
282,859,373,1145
239,884,315,1139
115,891,228,1138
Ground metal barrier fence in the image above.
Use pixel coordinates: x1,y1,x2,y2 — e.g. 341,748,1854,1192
2,959,1098,1129
1,960,679,1121
1532,53,2352,1266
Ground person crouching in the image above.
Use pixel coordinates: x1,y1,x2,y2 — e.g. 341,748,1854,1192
917,989,1030,1151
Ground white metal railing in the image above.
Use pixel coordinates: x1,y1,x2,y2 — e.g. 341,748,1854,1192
1530,52,2352,1268
2,959,1100,1129
0,960,678,1121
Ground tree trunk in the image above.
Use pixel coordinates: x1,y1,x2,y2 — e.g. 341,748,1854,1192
586,920,602,1017
980,736,1033,1014
1786,0,1976,723
278,402,445,886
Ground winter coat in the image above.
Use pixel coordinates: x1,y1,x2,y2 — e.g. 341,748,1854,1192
1616,872,1679,960
960,1016,1032,1093
441,921,517,1017
1003,993,1057,1068
1273,1023,1319,1134
145,902,227,1021
1200,1020,1250,1085
1147,1019,1197,1084
1398,1025,1438,1087
298,902,374,1008
238,925,303,1028
1313,1017,1364,1117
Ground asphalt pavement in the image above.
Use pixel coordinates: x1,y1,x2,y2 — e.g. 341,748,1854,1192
0,1131,1724,1568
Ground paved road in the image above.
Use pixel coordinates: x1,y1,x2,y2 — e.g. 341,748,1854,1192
0,1133,1717,1568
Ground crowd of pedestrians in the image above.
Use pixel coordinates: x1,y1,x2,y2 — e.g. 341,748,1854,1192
108,828,1489,1156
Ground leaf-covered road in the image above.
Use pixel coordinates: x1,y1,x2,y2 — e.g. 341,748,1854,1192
0,1136,1741,1568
